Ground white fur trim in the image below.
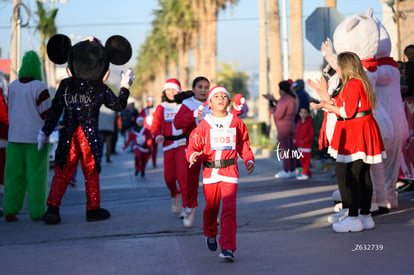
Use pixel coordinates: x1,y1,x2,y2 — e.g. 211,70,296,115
164,82,181,92
208,86,230,101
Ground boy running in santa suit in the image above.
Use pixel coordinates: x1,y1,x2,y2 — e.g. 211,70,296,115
187,86,255,262
173,76,210,228
151,79,188,218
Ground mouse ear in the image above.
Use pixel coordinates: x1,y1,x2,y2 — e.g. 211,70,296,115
105,35,132,65
47,34,72,64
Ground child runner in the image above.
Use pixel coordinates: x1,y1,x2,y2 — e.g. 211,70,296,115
151,78,188,218
139,96,157,168
293,107,314,180
123,116,152,177
187,86,255,262
174,76,210,227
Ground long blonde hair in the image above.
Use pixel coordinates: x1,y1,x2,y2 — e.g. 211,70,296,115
337,51,376,110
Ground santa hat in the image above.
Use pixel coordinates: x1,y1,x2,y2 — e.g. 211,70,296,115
146,95,154,102
232,93,245,111
136,116,145,124
207,86,230,101
163,78,181,92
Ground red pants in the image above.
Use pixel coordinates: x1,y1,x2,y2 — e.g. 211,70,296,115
299,151,311,176
151,139,157,167
47,127,101,210
203,182,238,252
163,146,188,207
134,148,150,174
186,161,201,208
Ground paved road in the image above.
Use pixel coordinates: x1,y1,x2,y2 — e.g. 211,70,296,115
0,144,413,275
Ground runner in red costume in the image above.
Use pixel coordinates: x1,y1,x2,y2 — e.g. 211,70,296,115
151,79,188,219
139,96,157,168
187,86,255,262
173,76,210,227
123,116,152,177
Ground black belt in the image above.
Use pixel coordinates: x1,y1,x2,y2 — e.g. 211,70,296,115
204,158,235,168
337,110,372,121
164,134,187,141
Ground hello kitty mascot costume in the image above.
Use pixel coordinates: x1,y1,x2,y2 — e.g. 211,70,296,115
373,17,409,209
320,9,392,214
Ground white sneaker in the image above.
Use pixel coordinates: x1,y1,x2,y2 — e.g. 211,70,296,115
359,214,375,230
274,170,294,179
296,174,309,180
328,208,348,224
171,195,180,213
332,216,363,233
183,207,196,228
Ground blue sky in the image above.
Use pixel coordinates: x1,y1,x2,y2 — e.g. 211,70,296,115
0,0,383,76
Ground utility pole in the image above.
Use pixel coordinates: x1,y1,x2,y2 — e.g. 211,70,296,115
10,0,22,82
395,0,402,60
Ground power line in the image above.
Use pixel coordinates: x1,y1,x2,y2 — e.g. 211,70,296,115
0,8,402,30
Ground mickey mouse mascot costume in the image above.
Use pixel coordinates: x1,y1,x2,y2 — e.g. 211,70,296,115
38,34,134,224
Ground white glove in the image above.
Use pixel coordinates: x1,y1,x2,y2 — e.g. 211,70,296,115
155,135,165,144
321,38,338,70
120,68,135,89
37,130,49,151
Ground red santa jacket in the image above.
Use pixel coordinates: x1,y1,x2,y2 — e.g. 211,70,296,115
151,102,186,151
124,126,152,153
294,116,314,152
186,113,255,184
174,96,209,137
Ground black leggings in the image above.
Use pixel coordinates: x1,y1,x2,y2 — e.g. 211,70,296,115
335,160,372,216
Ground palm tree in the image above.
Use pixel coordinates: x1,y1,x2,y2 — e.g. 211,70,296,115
133,0,237,97
289,0,304,79
35,0,58,89
268,0,282,99
258,0,269,124
160,0,193,87
200,0,238,85
217,62,249,99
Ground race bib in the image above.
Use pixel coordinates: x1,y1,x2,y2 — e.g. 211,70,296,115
164,108,176,123
210,128,236,150
136,135,146,146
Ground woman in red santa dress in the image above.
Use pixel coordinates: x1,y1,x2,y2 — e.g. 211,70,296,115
310,52,385,233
